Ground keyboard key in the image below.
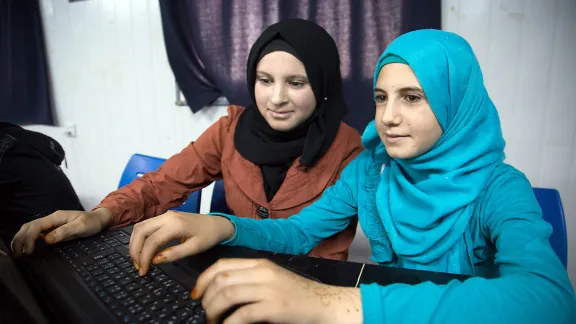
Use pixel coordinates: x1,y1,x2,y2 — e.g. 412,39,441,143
118,277,133,285
101,279,115,287
107,285,122,294
109,253,122,260
185,317,204,324
162,296,175,304
135,277,151,286
102,263,114,269
95,274,110,282
133,289,146,298
107,267,121,275
114,291,129,300
149,302,163,312
128,304,144,315
86,264,99,272
91,269,105,276
139,296,155,305
97,258,110,265
113,273,125,281
166,316,182,324
170,303,184,312
113,258,125,265
155,275,168,283
169,286,185,295
176,308,190,319
118,262,132,269
145,282,160,291
138,313,152,322
125,283,138,292
114,234,131,245
122,297,137,307
152,288,164,297
91,248,115,260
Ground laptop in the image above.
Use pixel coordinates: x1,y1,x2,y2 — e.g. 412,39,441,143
13,225,470,324
13,225,326,324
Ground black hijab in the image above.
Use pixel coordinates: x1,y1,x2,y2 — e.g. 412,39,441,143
234,19,348,202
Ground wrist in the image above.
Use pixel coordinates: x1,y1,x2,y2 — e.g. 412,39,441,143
92,208,113,228
213,216,236,242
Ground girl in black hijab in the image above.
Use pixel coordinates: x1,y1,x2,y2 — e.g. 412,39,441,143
235,18,349,202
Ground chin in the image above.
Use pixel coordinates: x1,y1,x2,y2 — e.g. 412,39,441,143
385,147,418,160
267,120,298,132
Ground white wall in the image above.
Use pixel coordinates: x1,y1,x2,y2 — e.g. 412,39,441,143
31,0,575,285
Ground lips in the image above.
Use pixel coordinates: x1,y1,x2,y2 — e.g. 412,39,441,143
268,109,294,120
383,133,408,143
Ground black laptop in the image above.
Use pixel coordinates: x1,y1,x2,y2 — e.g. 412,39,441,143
13,225,469,324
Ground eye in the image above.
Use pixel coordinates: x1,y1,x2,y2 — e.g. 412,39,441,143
289,81,305,88
374,94,387,104
258,77,272,85
404,94,421,103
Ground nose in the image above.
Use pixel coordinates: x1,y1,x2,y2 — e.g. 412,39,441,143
269,83,288,107
380,100,401,127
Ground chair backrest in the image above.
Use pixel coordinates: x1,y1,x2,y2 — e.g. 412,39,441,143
210,179,231,214
118,154,201,213
533,187,568,268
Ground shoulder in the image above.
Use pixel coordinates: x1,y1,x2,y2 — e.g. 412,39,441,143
476,163,542,234
332,122,363,158
226,104,246,121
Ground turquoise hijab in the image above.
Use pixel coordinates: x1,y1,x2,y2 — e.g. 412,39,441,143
362,29,506,264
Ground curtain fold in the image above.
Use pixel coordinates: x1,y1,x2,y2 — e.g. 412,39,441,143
159,0,440,132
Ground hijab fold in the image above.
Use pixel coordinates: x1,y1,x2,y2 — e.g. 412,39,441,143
234,19,347,202
362,30,506,264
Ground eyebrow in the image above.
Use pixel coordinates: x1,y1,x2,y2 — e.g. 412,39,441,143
374,86,425,94
256,71,308,80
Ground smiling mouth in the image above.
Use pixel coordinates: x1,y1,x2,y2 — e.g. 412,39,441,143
268,109,293,119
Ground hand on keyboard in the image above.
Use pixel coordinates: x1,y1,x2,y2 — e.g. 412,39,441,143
129,211,236,276
11,208,113,257
191,258,361,324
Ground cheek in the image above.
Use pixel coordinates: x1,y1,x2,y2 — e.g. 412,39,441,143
254,84,268,108
290,89,316,115
412,113,442,145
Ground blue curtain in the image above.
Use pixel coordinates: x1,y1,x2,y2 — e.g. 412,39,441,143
0,0,53,125
159,0,440,132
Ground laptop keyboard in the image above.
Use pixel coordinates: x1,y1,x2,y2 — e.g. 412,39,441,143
55,230,206,324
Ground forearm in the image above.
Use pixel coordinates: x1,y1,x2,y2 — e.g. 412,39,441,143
316,286,362,324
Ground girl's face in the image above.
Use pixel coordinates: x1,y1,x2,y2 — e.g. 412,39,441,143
374,63,443,159
254,51,317,132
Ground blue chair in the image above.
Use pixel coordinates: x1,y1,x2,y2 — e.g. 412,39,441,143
210,179,231,214
118,154,201,213
533,187,568,268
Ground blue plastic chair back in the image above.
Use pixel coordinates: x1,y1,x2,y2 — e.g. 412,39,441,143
210,179,231,214
533,187,568,268
118,154,201,213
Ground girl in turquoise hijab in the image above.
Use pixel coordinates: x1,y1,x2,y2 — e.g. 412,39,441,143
126,29,575,323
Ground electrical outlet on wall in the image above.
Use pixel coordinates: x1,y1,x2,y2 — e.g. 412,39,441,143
63,124,77,138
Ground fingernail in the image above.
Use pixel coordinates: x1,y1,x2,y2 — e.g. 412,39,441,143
133,261,140,270
190,287,198,299
139,268,145,276
152,254,165,265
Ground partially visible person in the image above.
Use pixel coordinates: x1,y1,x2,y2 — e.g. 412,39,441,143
10,19,362,260
0,123,83,243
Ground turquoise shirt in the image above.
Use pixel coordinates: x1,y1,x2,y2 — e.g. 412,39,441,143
218,152,576,323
